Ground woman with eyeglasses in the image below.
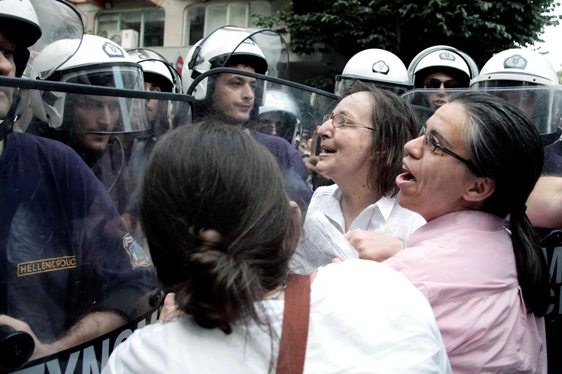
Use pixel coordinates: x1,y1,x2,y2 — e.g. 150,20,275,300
291,82,425,269
386,91,548,373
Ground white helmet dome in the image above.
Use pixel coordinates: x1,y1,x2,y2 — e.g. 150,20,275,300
35,35,144,91
127,48,181,93
471,48,559,87
182,26,268,99
408,45,478,88
0,0,41,47
58,35,135,72
0,0,42,76
31,34,149,134
335,49,411,95
259,89,300,118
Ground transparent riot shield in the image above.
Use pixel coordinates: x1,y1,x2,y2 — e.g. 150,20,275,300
229,27,290,80
183,26,290,100
185,67,339,211
0,76,192,372
402,86,562,146
26,0,84,80
403,85,562,373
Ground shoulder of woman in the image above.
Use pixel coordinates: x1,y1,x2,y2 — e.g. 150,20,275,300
311,260,437,321
315,259,422,296
105,318,190,373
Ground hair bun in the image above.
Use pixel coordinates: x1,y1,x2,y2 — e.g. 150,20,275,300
198,229,223,247
190,228,230,266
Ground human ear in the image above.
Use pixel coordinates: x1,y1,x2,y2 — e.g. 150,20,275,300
463,176,495,203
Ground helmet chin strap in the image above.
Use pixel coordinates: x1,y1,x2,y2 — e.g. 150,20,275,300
0,118,14,143
0,88,22,142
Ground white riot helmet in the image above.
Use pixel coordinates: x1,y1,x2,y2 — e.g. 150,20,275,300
127,48,182,93
0,0,41,77
31,34,148,133
258,89,301,145
470,48,558,87
39,35,144,91
408,45,479,88
471,48,561,145
335,49,412,96
182,26,268,100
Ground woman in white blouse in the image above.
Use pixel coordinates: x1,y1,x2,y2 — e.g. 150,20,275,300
294,83,424,269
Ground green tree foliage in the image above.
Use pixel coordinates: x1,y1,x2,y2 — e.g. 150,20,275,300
257,0,559,88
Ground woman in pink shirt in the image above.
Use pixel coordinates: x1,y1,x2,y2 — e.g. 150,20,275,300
386,91,549,373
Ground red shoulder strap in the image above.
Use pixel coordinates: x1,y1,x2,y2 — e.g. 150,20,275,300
276,274,311,374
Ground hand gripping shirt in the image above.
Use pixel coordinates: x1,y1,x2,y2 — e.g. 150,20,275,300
0,132,156,343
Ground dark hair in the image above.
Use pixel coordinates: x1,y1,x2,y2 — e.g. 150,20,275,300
140,121,294,333
344,82,420,197
449,91,549,316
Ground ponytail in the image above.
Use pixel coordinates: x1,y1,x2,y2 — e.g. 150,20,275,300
509,210,549,316
449,92,548,316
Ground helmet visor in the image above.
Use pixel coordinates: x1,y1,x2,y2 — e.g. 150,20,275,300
27,0,84,79
57,65,149,133
476,85,562,144
402,86,562,145
219,28,289,80
335,76,411,96
63,93,150,134
59,64,145,91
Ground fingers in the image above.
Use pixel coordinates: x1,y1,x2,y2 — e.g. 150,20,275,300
289,200,302,223
159,293,181,322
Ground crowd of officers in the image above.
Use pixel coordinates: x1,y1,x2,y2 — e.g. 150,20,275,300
1,0,562,372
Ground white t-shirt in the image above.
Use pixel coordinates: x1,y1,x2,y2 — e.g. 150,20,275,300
103,260,451,373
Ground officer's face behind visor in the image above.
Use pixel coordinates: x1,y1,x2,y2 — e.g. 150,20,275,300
57,65,150,133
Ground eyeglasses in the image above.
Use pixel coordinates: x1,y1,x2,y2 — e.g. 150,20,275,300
423,78,460,89
322,113,374,131
419,126,478,174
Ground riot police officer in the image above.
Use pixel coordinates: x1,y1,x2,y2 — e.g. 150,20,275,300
182,26,312,207
408,45,479,109
0,0,155,367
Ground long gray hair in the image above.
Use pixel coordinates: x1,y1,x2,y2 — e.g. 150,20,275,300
450,91,548,316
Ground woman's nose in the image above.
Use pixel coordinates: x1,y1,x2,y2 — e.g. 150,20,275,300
316,118,332,137
404,134,424,159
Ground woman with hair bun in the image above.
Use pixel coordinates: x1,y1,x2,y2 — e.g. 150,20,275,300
104,121,450,373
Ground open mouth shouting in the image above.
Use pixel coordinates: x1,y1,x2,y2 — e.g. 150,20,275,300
396,163,416,189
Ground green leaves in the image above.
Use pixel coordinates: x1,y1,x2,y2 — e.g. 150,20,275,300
254,0,559,84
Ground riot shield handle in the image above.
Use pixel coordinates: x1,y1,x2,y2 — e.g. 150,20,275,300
0,324,35,372
540,229,562,248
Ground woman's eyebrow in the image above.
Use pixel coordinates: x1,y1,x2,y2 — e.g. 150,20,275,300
428,126,455,148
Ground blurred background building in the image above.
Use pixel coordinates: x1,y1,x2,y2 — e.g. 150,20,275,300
68,0,332,85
